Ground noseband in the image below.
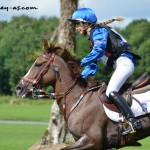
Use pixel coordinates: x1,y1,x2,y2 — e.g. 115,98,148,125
21,53,55,89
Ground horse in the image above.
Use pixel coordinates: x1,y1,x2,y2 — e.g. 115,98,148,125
16,41,150,150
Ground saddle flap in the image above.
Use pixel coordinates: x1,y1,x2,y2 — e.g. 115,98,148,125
98,86,120,113
98,87,132,113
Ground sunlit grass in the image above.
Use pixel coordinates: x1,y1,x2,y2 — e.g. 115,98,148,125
121,137,150,150
0,124,47,150
0,96,53,150
0,96,149,150
0,103,51,122
0,96,53,121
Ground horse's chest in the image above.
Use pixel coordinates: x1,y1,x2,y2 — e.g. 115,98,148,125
67,109,84,135
67,100,101,136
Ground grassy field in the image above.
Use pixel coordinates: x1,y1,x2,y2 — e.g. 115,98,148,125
121,137,150,150
0,124,47,150
0,103,51,121
0,95,53,121
0,96,149,150
0,96,53,150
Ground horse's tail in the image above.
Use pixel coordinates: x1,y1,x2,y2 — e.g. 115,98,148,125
100,17,124,26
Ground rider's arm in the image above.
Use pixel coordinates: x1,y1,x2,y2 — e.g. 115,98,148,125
80,28,108,67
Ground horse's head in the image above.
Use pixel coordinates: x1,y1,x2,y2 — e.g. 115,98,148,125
15,40,82,98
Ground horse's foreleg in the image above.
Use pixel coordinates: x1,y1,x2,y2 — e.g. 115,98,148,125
60,135,97,150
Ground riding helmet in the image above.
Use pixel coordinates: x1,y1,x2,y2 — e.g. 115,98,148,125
67,8,97,24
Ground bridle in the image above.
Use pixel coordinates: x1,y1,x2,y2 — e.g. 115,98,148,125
20,52,78,100
21,53,55,93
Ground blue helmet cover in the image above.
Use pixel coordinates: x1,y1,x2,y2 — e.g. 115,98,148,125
68,8,97,24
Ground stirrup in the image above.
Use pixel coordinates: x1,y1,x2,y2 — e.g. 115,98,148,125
122,121,136,136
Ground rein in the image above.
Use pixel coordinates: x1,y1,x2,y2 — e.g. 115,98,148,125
33,78,78,123
32,83,101,124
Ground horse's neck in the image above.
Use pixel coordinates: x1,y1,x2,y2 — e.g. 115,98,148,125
55,75,83,95
56,78,83,118
54,71,83,109
53,57,84,114
54,72,74,93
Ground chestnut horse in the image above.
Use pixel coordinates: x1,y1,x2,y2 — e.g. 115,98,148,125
16,42,150,150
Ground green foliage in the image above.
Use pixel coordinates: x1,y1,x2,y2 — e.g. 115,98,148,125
122,19,150,79
123,19,150,49
76,32,90,58
0,17,150,94
0,15,59,94
138,39,150,73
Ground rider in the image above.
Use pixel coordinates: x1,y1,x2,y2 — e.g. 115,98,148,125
67,7,142,135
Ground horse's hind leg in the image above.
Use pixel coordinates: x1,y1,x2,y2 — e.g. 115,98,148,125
60,135,97,150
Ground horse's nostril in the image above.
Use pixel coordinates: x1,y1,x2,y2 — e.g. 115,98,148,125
16,86,22,91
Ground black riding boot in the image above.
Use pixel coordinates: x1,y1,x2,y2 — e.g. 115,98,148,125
109,91,142,135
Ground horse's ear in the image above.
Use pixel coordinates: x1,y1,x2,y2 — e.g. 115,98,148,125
43,39,49,53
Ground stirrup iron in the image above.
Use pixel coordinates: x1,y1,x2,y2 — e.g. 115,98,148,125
122,121,136,136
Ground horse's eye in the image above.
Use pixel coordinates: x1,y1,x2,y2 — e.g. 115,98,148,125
35,63,43,67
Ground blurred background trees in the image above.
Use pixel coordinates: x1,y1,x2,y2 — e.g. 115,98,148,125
0,16,59,94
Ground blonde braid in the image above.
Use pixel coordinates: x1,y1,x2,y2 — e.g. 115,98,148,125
100,17,124,25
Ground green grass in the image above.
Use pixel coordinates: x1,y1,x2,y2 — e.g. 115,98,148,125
0,96,150,150
0,103,51,121
0,124,47,150
121,137,150,150
0,96,53,150
0,96,53,121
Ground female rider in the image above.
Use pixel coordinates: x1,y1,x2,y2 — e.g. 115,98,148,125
68,7,142,135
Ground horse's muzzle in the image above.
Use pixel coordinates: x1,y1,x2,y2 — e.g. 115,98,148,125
15,83,32,98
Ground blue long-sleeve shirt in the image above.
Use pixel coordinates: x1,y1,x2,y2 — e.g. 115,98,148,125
81,28,109,78
80,28,108,66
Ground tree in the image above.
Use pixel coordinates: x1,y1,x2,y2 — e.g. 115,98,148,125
121,19,150,78
0,16,59,94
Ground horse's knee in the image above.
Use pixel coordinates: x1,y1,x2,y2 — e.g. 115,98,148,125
60,135,97,150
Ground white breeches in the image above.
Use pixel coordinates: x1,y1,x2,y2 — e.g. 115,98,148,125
106,56,135,97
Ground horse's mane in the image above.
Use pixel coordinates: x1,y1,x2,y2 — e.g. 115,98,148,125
45,42,101,88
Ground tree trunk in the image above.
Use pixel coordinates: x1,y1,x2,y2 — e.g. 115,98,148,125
50,0,77,51
41,0,78,146
58,0,78,51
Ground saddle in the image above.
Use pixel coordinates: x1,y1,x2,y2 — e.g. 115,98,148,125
98,72,150,112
